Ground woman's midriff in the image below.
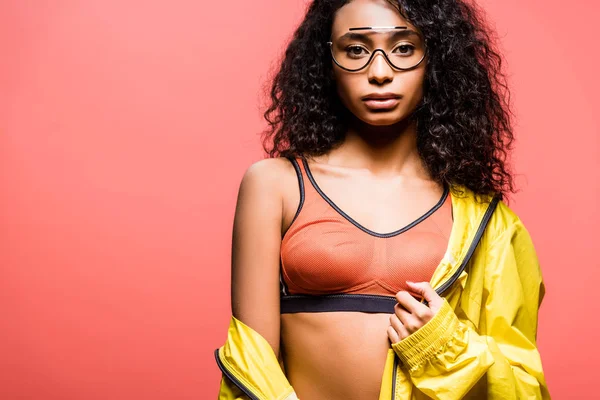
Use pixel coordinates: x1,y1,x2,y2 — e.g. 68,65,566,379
280,312,393,400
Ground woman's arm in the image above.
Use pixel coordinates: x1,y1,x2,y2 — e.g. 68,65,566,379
231,158,285,359
216,158,301,400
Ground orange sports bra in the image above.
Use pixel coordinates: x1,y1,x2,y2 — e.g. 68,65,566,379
279,156,453,314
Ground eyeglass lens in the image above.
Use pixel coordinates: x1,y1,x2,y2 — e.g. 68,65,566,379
329,28,425,71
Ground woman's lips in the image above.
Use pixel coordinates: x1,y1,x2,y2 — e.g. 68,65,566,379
363,97,400,110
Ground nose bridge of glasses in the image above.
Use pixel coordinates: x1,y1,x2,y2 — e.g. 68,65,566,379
368,48,394,69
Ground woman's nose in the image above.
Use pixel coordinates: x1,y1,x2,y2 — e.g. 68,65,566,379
367,51,394,82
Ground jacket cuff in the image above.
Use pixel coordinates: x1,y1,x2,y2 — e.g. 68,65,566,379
391,298,459,370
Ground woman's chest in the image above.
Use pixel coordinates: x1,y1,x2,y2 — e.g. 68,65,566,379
281,219,449,295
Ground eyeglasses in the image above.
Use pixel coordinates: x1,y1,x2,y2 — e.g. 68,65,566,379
326,26,427,72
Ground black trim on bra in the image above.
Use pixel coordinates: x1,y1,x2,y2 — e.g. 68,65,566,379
300,157,449,238
279,266,289,296
280,156,306,296
280,293,397,314
284,156,305,236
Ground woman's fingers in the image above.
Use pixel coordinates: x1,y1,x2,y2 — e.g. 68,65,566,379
405,281,443,314
389,282,442,342
395,290,421,313
389,314,410,342
387,325,400,344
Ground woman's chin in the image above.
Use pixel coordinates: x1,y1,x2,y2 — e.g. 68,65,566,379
357,112,408,126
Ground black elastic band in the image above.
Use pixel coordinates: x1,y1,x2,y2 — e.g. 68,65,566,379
280,294,397,314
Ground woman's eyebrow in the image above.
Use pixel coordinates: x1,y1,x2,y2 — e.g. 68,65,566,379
337,29,420,42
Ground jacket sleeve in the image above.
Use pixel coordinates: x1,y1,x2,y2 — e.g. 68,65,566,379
217,376,252,400
391,219,551,399
216,362,300,400
215,315,300,400
216,363,300,400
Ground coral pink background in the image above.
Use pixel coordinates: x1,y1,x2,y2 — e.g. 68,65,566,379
1,1,597,398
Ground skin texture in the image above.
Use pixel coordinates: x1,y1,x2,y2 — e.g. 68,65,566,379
230,0,511,399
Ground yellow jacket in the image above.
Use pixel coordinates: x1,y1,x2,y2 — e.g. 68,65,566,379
214,185,551,399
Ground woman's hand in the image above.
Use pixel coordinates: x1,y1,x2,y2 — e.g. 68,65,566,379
387,281,444,344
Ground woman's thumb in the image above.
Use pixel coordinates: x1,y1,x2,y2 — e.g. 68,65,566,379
406,281,442,311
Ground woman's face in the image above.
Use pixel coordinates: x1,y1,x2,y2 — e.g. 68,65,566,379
330,0,427,126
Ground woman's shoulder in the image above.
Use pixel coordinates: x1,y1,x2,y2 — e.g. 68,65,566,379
237,156,301,207
492,199,538,249
242,156,292,176
240,156,296,186
451,183,527,241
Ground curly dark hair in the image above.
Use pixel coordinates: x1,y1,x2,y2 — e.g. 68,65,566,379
260,0,515,200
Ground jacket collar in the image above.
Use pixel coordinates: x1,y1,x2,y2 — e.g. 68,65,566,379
428,183,496,292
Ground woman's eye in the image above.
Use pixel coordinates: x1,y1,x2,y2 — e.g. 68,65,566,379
395,44,415,55
346,45,367,57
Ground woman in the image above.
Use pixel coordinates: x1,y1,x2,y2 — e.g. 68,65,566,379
215,0,550,399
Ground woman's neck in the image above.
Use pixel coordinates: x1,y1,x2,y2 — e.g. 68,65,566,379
315,115,430,180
